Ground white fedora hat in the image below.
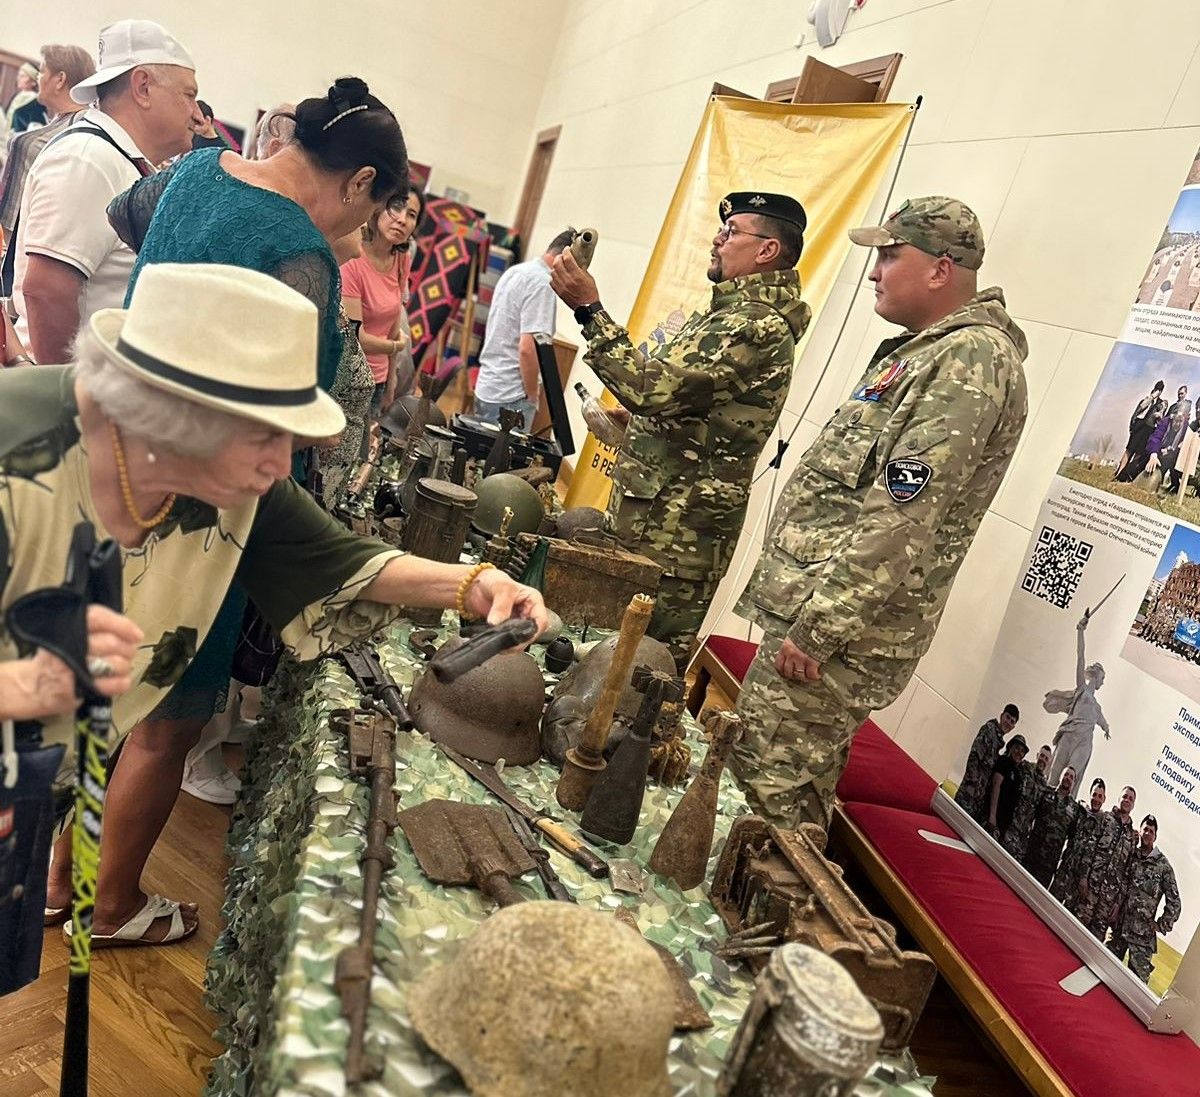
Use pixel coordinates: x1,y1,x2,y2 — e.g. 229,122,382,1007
71,19,195,105
89,263,346,438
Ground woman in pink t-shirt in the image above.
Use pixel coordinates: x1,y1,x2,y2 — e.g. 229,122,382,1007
340,189,422,415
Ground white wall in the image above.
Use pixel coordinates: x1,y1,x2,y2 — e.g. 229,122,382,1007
0,0,564,219
528,0,1200,774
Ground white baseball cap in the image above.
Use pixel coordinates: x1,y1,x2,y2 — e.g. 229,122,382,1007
70,19,195,105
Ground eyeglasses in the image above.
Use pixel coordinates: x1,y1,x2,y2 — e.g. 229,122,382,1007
716,223,775,244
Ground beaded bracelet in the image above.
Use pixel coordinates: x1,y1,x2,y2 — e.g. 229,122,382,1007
456,561,496,618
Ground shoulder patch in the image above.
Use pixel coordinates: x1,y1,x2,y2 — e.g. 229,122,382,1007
885,458,932,502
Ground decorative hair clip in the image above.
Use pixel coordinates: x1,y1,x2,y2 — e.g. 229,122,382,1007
322,103,368,131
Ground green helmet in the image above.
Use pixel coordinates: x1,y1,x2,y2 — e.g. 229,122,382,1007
473,473,544,537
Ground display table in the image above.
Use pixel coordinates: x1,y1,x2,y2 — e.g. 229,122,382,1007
203,619,935,1097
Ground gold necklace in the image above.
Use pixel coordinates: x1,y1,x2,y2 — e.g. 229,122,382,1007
109,422,176,530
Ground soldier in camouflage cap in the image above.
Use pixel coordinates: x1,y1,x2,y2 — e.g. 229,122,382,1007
731,195,1027,830
550,192,811,671
1108,814,1181,983
848,195,985,270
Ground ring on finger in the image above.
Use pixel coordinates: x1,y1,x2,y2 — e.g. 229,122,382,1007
86,656,117,679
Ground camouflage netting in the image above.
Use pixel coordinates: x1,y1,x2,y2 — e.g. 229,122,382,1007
203,619,935,1097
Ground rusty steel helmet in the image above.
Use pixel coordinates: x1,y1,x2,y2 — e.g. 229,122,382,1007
408,902,674,1097
379,393,447,439
409,633,545,765
473,473,544,537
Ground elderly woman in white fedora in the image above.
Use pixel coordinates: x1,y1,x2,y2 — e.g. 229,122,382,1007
0,262,546,948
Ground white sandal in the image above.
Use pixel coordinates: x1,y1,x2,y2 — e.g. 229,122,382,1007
63,894,198,948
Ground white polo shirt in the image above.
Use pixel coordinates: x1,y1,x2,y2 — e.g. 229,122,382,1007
12,109,148,343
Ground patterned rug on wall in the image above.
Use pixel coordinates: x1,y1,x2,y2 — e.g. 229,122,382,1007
408,197,490,371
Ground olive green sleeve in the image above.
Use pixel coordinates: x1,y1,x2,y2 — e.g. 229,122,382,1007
236,478,403,654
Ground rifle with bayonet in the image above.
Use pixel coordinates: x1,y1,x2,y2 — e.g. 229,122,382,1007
331,707,398,1083
439,744,609,879
502,805,574,902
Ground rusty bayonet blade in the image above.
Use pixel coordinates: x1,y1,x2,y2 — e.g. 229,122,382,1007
439,745,609,878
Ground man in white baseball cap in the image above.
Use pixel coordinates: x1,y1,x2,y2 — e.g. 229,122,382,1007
6,19,201,366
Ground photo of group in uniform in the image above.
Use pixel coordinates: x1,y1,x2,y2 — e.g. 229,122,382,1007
1134,187,1200,311
953,703,1182,991
1058,341,1200,523
1123,523,1200,704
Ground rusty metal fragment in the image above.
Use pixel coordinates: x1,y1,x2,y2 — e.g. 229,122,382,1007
710,817,936,1051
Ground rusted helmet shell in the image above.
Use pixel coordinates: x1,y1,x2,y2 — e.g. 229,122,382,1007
408,902,674,1097
547,506,606,542
409,634,545,765
380,393,447,439
541,634,676,766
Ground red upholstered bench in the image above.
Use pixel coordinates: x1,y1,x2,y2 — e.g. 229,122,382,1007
685,634,758,716
836,719,937,816
835,738,1200,1097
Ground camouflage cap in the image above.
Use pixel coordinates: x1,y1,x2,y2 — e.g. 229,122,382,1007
1007,733,1029,753
849,196,984,270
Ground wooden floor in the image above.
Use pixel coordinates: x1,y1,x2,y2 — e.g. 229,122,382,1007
0,787,229,1097
0,738,1032,1097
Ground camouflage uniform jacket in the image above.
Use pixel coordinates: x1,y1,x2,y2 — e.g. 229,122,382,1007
1119,846,1181,945
1000,764,1047,860
1024,788,1078,883
954,717,1004,822
1051,803,1105,900
583,269,810,580
737,289,1028,662
1087,810,1136,917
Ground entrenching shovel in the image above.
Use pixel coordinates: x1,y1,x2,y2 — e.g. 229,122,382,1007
398,800,535,908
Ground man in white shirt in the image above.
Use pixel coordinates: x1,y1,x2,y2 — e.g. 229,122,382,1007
473,228,573,429
11,19,200,365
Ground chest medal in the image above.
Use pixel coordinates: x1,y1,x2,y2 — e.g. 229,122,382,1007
853,357,908,402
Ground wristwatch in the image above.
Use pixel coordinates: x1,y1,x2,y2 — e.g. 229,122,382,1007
573,300,604,328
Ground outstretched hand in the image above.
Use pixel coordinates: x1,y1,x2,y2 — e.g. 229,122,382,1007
463,567,549,646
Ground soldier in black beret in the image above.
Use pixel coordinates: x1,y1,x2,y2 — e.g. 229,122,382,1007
549,190,811,671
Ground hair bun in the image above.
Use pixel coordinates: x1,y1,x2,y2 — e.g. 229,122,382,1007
329,76,370,112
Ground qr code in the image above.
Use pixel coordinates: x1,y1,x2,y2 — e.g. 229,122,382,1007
1021,526,1093,609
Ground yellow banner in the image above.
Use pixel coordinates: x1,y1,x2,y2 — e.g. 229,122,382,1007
565,96,913,509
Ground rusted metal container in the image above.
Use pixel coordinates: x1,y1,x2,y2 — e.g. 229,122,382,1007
718,943,883,1097
710,817,936,1051
399,478,477,625
515,533,662,629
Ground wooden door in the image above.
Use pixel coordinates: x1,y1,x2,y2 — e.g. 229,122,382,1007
512,125,561,257
792,56,880,104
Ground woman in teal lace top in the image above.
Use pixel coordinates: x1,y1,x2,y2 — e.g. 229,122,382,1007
71,78,409,946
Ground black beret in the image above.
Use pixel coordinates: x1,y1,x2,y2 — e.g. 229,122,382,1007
719,191,807,233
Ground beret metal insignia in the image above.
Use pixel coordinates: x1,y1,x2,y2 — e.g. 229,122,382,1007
749,195,767,206
720,197,733,216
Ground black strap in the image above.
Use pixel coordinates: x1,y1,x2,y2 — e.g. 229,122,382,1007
115,336,318,406
1,125,146,297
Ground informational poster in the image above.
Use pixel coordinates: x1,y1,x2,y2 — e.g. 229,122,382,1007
945,145,1200,1002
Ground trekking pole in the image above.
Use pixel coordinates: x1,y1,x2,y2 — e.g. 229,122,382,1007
60,527,123,1097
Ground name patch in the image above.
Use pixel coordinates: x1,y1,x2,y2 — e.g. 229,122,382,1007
885,459,932,502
